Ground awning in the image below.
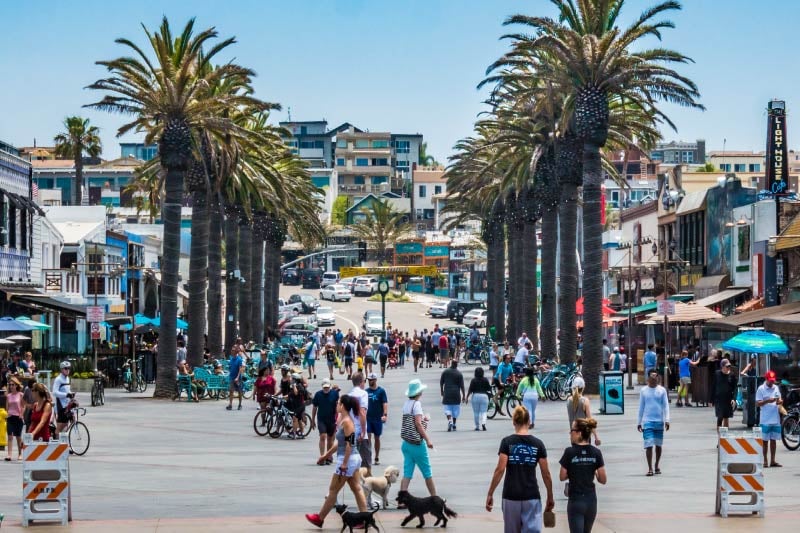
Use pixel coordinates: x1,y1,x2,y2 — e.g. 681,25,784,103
641,301,724,324
736,298,764,313
615,294,693,317
11,295,87,318
776,212,800,251
693,275,730,299
763,313,800,336
0,286,48,300
693,288,750,309
676,189,707,215
706,301,800,332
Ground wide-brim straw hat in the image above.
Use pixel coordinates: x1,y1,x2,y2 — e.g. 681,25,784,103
405,379,427,398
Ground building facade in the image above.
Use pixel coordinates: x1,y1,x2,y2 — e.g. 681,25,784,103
120,143,158,161
650,139,706,165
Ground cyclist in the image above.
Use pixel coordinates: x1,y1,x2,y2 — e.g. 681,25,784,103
51,361,74,439
469,325,481,359
493,353,515,407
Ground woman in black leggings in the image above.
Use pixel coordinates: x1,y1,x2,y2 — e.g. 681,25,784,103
559,417,607,533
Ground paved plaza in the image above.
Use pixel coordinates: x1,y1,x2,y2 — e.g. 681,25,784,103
1,295,798,531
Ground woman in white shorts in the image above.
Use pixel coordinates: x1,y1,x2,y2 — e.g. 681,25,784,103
306,395,368,528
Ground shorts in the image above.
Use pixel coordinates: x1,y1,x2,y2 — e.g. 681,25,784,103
493,378,505,389
56,403,70,424
761,424,782,441
334,452,363,477
344,357,353,366
229,379,243,393
440,348,449,359
443,404,461,419
401,439,433,479
365,356,375,365
679,376,691,385
327,359,335,367
642,422,665,448
379,355,388,366
6,415,23,437
413,351,421,359
502,498,543,533
715,401,734,420
358,437,372,467
317,418,336,436
367,417,384,437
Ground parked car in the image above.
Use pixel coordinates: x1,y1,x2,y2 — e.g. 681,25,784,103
447,300,485,323
353,276,378,296
363,309,382,329
339,277,356,293
301,268,324,289
286,293,319,314
365,316,384,336
320,271,341,288
282,268,300,285
462,308,488,328
284,315,317,330
428,301,449,318
320,283,352,302
315,307,336,327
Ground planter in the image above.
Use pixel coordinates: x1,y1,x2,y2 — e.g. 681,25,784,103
70,378,94,393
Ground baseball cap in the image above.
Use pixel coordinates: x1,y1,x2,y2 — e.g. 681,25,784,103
765,370,777,382
367,372,378,380
322,379,331,389
721,358,731,368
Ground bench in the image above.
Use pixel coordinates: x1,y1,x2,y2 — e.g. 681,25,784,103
175,374,194,402
194,367,227,399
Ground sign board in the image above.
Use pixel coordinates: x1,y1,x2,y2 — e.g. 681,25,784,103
766,101,789,196
656,300,676,316
339,265,439,278
90,322,101,340
86,306,104,323
449,249,472,261
776,258,785,286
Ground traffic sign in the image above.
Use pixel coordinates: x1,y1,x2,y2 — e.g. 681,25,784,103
90,323,101,340
657,300,676,316
86,306,104,323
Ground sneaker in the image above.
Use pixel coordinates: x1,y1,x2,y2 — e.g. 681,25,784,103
447,422,453,432
453,424,457,431
482,424,487,431
305,513,324,528
226,405,232,411
237,405,242,411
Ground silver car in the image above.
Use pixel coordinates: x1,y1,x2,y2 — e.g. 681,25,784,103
315,306,336,327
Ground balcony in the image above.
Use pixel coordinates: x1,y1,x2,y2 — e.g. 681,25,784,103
44,269,82,296
338,184,391,195
336,165,393,175
299,148,324,159
42,269,122,299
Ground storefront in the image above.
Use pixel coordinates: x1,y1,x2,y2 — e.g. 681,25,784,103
423,243,449,296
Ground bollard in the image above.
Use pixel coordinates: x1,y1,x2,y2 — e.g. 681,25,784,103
21,434,71,527
715,427,764,518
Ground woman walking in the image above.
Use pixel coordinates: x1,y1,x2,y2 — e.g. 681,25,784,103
486,405,554,533
412,336,422,373
399,379,437,496
5,377,25,461
467,367,492,431
567,378,601,445
28,383,53,442
305,395,368,528
517,367,545,429
560,418,607,533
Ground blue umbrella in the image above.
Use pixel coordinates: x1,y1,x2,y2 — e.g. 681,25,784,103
134,314,153,326
0,317,37,331
722,330,790,354
15,316,51,330
150,316,189,329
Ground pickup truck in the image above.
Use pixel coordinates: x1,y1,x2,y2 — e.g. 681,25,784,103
282,293,319,314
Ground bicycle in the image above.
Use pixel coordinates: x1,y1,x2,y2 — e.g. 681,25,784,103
50,398,90,456
263,396,312,439
90,372,106,406
487,380,520,419
461,340,489,365
781,405,800,451
122,357,147,393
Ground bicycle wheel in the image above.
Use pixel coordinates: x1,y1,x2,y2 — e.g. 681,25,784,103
267,413,284,439
487,397,499,419
253,409,270,436
68,421,91,456
138,376,148,393
91,384,99,407
556,378,570,401
99,385,105,406
781,415,800,451
462,348,474,365
301,413,313,437
242,385,254,400
505,395,520,415
480,350,489,365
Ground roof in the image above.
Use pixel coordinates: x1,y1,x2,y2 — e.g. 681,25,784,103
52,221,105,244
763,313,800,336
776,212,800,251
32,159,74,169
641,301,724,324
615,294,693,316
693,288,749,309
705,301,800,332
708,151,764,158
414,169,446,183
676,188,707,215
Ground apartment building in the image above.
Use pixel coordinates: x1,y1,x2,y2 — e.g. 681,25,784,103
334,127,397,199
650,139,706,165
413,167,446,228
280,120,336,168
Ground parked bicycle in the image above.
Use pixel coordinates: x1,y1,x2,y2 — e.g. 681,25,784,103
781,404,800,451
256,395,311,439
90,372,106,406
121,357,147,393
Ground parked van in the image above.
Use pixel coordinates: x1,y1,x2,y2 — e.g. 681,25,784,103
320,271,340,288
301,268,324,289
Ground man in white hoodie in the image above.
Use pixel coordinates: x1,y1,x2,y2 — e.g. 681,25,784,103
637,370,670,477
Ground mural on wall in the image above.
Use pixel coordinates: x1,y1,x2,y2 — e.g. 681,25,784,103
738,225,751,262
706,180,757,276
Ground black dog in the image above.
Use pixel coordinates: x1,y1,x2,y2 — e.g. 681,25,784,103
334,503,379,532
396,490,457,528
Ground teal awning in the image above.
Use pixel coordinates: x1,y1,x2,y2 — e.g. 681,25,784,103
616,294,693,316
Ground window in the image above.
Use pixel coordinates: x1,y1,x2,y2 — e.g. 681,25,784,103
286,140,298,148
355,139,369,148
353,176,365,185
395,160,409,169
419,185,426,198
371,176,387,185
337,139,347,148
749,164,761,172
0,194,5,246
88,253,104,272
371,158,388,166
651,151,664,161
300,126,307,135
682,151,694,163
336,158,345,166
87,276,104,296
734,164,746,173
8,204,16,249
719,164,731,172
299,140,324,149
372,140,390,148
396,140,410,154
356,158,369,166
434,185,442,195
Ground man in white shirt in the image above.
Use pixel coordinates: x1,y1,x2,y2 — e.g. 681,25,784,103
348,372,371,475
517,332,528,350
637,370,670,476
513,342,530,373
51,361,74,437
756,370,783,468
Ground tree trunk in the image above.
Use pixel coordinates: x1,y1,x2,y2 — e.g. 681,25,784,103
206,198,223,357
582,142,604,394
224,207,239,354
187,188,208,367
251,235,264,344
264,236,281,335
522,217,539,352
507,202,524,343
238,222,252,344
154,166,182,398
74,155,83,207
540,206,558,358
559,184,579,364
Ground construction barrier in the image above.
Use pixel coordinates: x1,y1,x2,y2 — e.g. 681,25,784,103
21,434,72,527
715,427,764,518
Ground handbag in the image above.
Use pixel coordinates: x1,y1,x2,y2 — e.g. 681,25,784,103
543,511,556,528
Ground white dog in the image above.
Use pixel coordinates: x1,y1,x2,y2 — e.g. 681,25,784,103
359,465,400,509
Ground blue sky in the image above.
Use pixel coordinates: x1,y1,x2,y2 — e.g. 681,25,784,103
1,0,797,162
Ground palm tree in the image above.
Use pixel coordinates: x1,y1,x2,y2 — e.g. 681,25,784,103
250,211,267,344
207,196,224,356
238,215,253,343
418,142,439,167
53,117,102,206
88,17,274,397
350,199,412,265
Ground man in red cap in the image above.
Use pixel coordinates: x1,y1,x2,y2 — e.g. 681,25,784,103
756,370,783,468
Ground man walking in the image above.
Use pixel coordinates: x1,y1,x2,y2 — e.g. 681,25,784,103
366,373,388,466
677,350,699,407
311,379,340,463
644,344,657,377
756,370,783,468
711,358,737,431
348,372,372,475
602,339,611,371
438,332,450,369
226,349,245,411
637,371,670,477
440,359,465,432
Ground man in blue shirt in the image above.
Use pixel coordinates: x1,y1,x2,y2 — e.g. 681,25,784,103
365,373,388,466
644,344,657,378
311,379,340,463
677,350,699,407
226,349,245,411
493,353,515,406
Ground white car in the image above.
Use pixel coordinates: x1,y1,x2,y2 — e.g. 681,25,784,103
462,308,488,328
315,307,336,327
320,271,341,288
353,276,378,296
428,301,449,318
365,316,384,336
284,315,317,329
320,283,352,302
339,277,356,293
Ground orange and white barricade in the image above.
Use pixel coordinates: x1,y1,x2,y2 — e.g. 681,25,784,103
21,434,72,526
715,427,764,518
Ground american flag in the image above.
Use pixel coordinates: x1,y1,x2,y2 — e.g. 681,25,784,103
32,182,39,201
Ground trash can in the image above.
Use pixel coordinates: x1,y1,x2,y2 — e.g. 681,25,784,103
599,371,625,414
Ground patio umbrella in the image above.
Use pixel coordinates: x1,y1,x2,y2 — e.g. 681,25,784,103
640,302,723,324
576,297,616,316
0,317,36,331
14,316,51,330
722,330,790,354
150,316,189,329
0,338,15,345
7,334,31,341
134,314,153,326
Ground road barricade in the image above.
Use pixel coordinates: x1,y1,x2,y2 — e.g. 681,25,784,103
21,434,72,527
715,427,764,518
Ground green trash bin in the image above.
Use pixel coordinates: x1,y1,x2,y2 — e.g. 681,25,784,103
599,371,625,414
488,325,497,341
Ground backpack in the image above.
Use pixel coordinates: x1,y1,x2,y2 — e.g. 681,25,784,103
344,343,353,358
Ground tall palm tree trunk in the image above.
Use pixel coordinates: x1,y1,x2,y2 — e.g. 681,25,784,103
187,187,208,367
264,221,284,336
558,185,578,363
540,205,558,358
522,189,539,352
484,202,505,342
507,198,524,343
224,205,239,353
582,143,604,393
74,156,83,206
206,197,223,357
238,222,253,343
251,219,265,344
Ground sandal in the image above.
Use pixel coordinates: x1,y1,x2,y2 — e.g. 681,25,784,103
763,462,769,468
646,470,654,477
654,468,662,475
4,457,11,462
770,462,783,468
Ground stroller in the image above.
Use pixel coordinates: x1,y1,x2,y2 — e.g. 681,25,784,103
387,347,398,369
